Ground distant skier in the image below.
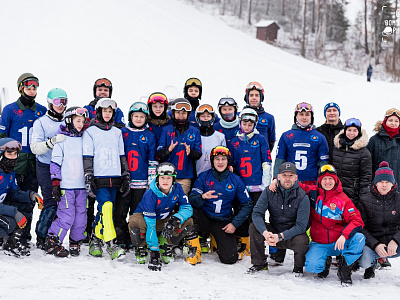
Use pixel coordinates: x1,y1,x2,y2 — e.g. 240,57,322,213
367,64,373,82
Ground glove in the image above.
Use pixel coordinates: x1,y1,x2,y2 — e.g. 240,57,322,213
15,211,27,229
162,216,180,239
85,174,97,197
30,191,43,210
119,175,130,197
52,180,62,202
46,134,66,148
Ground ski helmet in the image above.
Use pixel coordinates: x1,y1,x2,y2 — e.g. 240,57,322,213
218,97,238,122
17,73,39,101
128,102,149,128
171,98,192,121
47,88,68,112
147,92,168,119
95,98,117,123
210,146,231,169
64,106,88,135
0,138,22,156
195,104,216,127
93,78,113,99
294,102,314,125
239,108,259,124
244,81,264,105
156,162,177,185
183,77,202,100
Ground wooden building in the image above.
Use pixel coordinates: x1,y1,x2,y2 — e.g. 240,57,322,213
255,20,280,44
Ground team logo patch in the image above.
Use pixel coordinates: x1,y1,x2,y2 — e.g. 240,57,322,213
231,141,240,150
139,135,148,143
329,203,337,210
174,196,177,200
123,132,129,141
286,133,294,140
311,135,319,141
157,199,161,206
259,118,268,125
206,180,214,189
187,133,195,142
13,109,23,117
348,208,354,213
225,183,235,192
392,211,396,215
251,140,260,148
36,110,43,117
0,175,3,184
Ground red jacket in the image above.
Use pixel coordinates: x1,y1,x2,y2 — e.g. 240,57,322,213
300,174,364,244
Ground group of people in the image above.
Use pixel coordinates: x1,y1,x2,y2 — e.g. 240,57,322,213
0,73,399,285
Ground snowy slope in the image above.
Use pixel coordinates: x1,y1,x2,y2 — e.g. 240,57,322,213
0,0,400,299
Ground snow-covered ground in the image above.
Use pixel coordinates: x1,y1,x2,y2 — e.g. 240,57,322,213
1,0,400,299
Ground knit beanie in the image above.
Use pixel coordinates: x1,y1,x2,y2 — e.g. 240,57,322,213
324,102,341,118
373,161,396,185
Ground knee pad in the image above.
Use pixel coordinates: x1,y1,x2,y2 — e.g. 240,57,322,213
36,206,57,238
129,227,145,246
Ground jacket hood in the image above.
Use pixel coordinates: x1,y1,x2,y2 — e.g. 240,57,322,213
373,120,383,132
149,178,173,197
333,128,369,150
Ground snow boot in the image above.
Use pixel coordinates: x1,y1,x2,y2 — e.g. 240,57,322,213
377,257,391,268
148,250,162,271
337,257,353,285
89,234,103,257
159,235,174,264
106,240,126,260
135,246,148,264
186,237,201,265
36,235,46,250
210,233,217,252
246,262,269,274
317,256,332,278
237,236,251,260
3,228,23,257
292,266,304,277
69,239,81,257
364,266,375,279
45,235,69,257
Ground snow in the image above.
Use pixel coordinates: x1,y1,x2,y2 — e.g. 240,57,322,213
254,20,279,28
1,0,400,298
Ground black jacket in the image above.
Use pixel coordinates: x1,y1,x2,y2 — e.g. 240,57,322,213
332,129,372,205
358,186,400,249
316,120,343,163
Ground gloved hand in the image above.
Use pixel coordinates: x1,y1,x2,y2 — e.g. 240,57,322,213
119,175,130,197
30,191,43,210
162,216,180,239
15,211,27,229
46,134,66,148
52,180,62,202
85,174,97,197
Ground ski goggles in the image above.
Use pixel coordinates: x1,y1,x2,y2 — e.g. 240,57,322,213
197,104,214,114
185,78,202,87
218,97,237,107
171,101,191,112
384,109,400,119
130,102,149,115
344,118,361,128
0,140,22,153
65,107,88,119
245,81,264,93
52,98,68,107
295,102,313,113
241,114,257,123
157,164,177,177
210,146,231,159
148,93,168,105
318,164,337,176
94,78,112,88
96,98,117,110
21,78,39,88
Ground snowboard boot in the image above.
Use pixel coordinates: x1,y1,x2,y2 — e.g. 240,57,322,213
158,235,174,264
69,239,81,257
148,250,162,271
292,266,304,277
81,231,90,245
18,242,31,257
45,235,69,257
89,234,103,257
210,234,217,252
377,257,391,268
3,228,23,257
36,235,46,250
237,236,251,260
337,257,353,285
106,240,126,260
186,237,201,265
135,246,148,264
317,256,332,278
246,262,269,274
199,235,210,253
364,266,375,279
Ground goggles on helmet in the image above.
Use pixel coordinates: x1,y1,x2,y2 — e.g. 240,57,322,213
96,98,117,110
157,164,177,177
241,114,257,124
130,102,149,115
295,102,313,113
218,97,238,107
0,140,22,153
171,101,191,112
197,104,214,114
384,109,400,119
95,78,112,88
245,82,264,94
51,98,68,107
319,164,337,176
21,78,39,88
211,146,231,158
148,93,168,105
65,107,88,119
185,78,202,87
345,118,361,128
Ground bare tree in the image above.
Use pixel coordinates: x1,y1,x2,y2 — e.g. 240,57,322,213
248,0,252,25
301,0,307,57
282,0,286,16
239,0,243,19
291,0,300,39
393,0,398,74
364,0,369,54
221,0,226,15
315,0,327,59
312,0,316,33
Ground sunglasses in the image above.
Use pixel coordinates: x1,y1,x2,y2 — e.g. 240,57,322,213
218,97,237,107
319,164,337,176
211,146,231,158
52,98,68,107
95,78,112,88
185,78,201,87
21,79,39,88
245,81,264,93
130,102,149,114
148,93,168,105
1,140,22,152
171,101,191,112
345,118,361,127
197,104,214,114
295,102,313,113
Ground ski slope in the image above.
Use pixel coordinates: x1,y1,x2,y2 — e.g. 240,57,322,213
0,0,400,299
